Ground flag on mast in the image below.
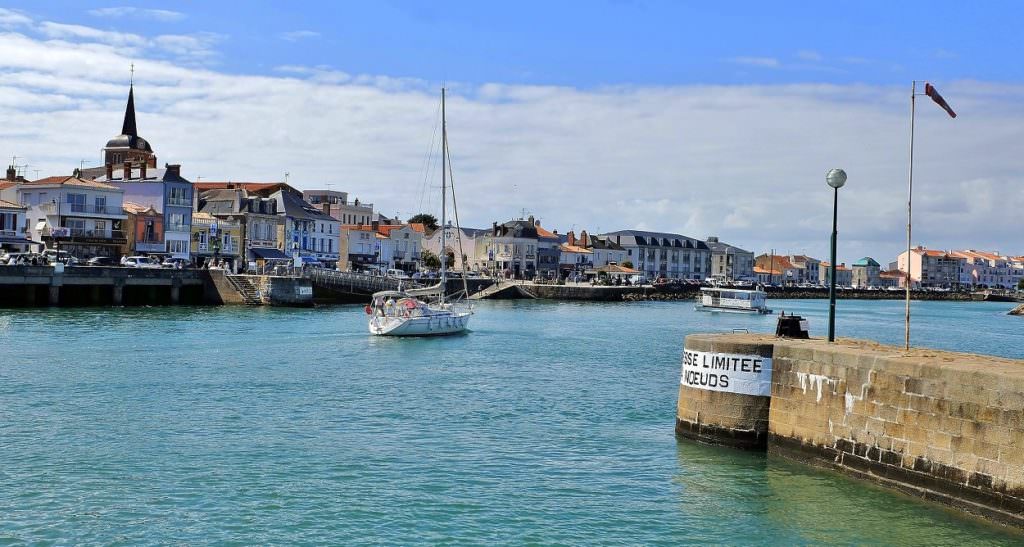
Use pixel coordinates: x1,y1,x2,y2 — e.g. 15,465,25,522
924,83,956,118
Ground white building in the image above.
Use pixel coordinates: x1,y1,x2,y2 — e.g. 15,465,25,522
303,189,374,226
271,189,340,266
377,224,425,272
18,176,128,259
422,224,490,272
951,250,1021,289
598,230,711,280
0,198,32,252
485,219,540,279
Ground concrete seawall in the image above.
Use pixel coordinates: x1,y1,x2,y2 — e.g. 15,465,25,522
678,333,1024,527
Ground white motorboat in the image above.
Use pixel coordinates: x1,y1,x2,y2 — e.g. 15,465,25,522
366,87,473,336
695,286,772,314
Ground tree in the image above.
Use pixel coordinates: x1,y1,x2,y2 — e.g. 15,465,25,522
407,213,439,231
622,260,634,269
1018,278,1024,290
421,249,440,270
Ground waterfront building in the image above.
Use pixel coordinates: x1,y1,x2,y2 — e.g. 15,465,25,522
851,257,882,288
338,224,378,271
951,250,1020,289
18,176,127,258
80,83,194,260
269,189,340,267
705,236,754,282
196,187,287,269
819,261,853,287
535,221,562,280
559,232,593,278
121,202,164,256
753,265,783,286
421,224,490,272
0,198,34,252
191,212,242,270
788,255,822,284
598,230,711,281
878,270,903,288
302,189,374,226
375,223,425,272
485,218,540,279
896,246,965,289
754,254,800,285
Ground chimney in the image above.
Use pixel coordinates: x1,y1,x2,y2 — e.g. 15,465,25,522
579,230,589,247
567,231,576,246
492,221,498,235
528,215,535,225
707,236,719,243
139,162,147,179
123,161,132,180
322,203,331,216
105,163,113,180
371,220,379,230
5,165,15,181
165,163,181,177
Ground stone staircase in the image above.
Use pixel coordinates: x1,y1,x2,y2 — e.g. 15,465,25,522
468,280,536,300
226,275,263,305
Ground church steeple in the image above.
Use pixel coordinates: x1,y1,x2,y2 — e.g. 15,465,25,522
121,84,137,137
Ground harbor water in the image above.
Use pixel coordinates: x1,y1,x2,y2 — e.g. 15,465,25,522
1,299,1021,544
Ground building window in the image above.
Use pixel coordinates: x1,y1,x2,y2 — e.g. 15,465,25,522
67,193,86,213
95,196,106,214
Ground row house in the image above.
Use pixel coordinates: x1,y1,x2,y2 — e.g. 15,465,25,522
754,254,801,285
600,230,711,280
788,255,822,284
485,218,540,279
191,212,243,270
0,198,32,252
339,224,379,271
878,270,904,288
819,262,853,286
851,257,882,288
951,250,1021,289
421,224,490,272
271,189,340,267
197,187,287,269
558,230,628,278
303,189,374,226
896,246,965,289
705,236,755,282
376,223,425,272
122,202,164,256
18,176,127,259
534,221,562,280
754,266,783,286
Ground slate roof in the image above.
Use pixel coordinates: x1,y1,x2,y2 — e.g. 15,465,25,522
272,189,336,222
0,199,25,209
704,239,752,255
27,176,122,191
600,229,709,250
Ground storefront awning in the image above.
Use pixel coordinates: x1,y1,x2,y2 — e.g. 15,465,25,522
250,247,290,260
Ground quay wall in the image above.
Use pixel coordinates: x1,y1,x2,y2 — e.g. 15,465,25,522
519,283,646,301
678,333,1024,527
0,265,208,306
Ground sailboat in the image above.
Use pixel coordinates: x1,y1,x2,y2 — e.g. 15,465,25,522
366,87,473,336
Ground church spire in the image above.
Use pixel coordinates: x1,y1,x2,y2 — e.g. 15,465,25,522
121,84,137,137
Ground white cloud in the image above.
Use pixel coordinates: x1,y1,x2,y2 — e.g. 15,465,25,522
88,7,186,22
279,30,320,42
0,8,32,28
38,21,148,48
0,31,1021,264
728,56,780,68
35,21,221,64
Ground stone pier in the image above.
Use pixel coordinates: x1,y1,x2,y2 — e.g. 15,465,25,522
677,333,1024,528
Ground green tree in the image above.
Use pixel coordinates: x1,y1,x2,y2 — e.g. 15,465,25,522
1018,278,1024,290
622,260,634,269
408,213,439,231
421,249,441,270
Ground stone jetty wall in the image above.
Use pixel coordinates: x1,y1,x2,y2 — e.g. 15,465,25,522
678,333,1024,527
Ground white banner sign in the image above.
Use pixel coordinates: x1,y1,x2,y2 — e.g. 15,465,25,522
680,349,772,396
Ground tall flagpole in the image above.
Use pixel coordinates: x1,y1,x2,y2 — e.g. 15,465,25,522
904,81,916,351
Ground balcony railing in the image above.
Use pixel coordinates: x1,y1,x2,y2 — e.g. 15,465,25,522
166,198,192,207
42,203,125,216
165,223,190,233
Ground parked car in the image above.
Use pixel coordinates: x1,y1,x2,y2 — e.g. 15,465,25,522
297,256,324,268
123,256,161,268
628,274,648,285
86,256,116,267
386,268,410,280
43,249,79,265
162,258,192,269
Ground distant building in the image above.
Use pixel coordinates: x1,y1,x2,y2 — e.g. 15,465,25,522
338,224,378,271
269,188,340,267
788,255,822,285
421,224,490,272
896,246,965,289
559,230,627,279
0,198,32,252
196,187,287,269
534,221,562,280
950,250,1020,289
122,201,164,256
819,261,853,286
303,189,374,226
376,223,425,272
878,270,903,288
18,176,128,259
598,230,711,280
705,236,754,282
191,212,242,270
851,257,882,288
754,254,800,285
486,218,540,279
754,266,783,286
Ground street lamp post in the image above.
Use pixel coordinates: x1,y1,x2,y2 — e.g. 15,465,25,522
826,168,847,342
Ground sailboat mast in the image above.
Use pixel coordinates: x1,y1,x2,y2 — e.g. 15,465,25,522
440,87,447,304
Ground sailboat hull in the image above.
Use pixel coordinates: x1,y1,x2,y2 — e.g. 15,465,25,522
369,311,471,336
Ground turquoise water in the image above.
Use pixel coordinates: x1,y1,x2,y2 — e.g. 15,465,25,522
0,299,1021,544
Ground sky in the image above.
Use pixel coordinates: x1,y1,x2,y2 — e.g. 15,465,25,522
1,1,1022,264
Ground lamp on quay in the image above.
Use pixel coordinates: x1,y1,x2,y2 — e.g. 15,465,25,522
825,168,847,342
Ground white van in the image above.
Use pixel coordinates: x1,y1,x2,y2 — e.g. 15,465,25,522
386,268,410,280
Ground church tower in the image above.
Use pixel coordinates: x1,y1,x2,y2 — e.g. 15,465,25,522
103,83,157,170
